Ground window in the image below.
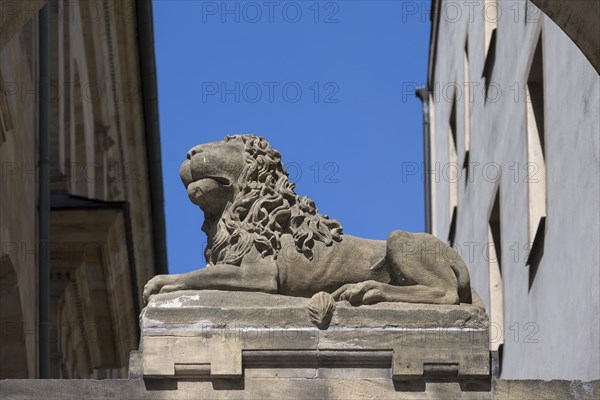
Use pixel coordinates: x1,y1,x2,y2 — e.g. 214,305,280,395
488,188,503,356
448,206,457,247
463,38,471,184
448,95,458,241
525,32,546,289
482,29,497,101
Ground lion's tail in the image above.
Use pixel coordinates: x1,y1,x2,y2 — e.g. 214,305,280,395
449,256,473,305
449,258,485,309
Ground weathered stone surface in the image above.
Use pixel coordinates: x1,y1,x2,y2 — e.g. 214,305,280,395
0,378,489,399
492,379,600,400
2,379,599,400
128,351,143,379
140,290,489,381
143,290,488,331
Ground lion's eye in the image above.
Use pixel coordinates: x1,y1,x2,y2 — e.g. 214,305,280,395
211,176,231,186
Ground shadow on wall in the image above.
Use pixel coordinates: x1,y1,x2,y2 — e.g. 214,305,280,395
0,255,28,378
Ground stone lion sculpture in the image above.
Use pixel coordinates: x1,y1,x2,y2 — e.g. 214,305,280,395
144,134,482,312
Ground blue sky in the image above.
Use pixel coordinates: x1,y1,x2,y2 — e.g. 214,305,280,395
153,0,431,273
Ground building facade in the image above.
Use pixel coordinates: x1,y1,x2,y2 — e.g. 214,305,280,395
0,0,166,378
423,0,599,380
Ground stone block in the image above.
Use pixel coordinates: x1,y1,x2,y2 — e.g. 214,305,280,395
2,379,600,400
139,290,490,382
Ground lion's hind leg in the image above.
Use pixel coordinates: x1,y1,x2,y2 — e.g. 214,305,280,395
332,231,461,306
384,230,460,304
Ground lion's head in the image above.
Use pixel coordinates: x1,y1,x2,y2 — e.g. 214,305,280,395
180,134,343,266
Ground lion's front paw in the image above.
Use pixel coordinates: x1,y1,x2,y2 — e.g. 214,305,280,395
332,280,388,305
143,275,178,305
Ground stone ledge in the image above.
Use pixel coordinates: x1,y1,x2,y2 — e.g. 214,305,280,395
1,379,598,400
142,290,489,331
0,378,487,399
139,290,490,381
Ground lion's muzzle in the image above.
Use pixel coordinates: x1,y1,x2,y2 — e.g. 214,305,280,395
180,159,194,188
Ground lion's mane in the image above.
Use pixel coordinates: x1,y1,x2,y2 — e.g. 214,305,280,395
206,134,343,266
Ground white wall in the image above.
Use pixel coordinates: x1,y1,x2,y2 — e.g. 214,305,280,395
429,0,599,380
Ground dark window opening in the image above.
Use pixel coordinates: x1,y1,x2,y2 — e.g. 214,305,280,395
482,29,497,102
463,150,470,187
526,33,546,289
490,189,502,273
448,95,459,220
527,37,545,158
449,96,457,151
448,206,457,247
527,216,545,290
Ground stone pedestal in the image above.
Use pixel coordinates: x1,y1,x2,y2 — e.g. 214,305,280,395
4,378,600,400
133,290,489,397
